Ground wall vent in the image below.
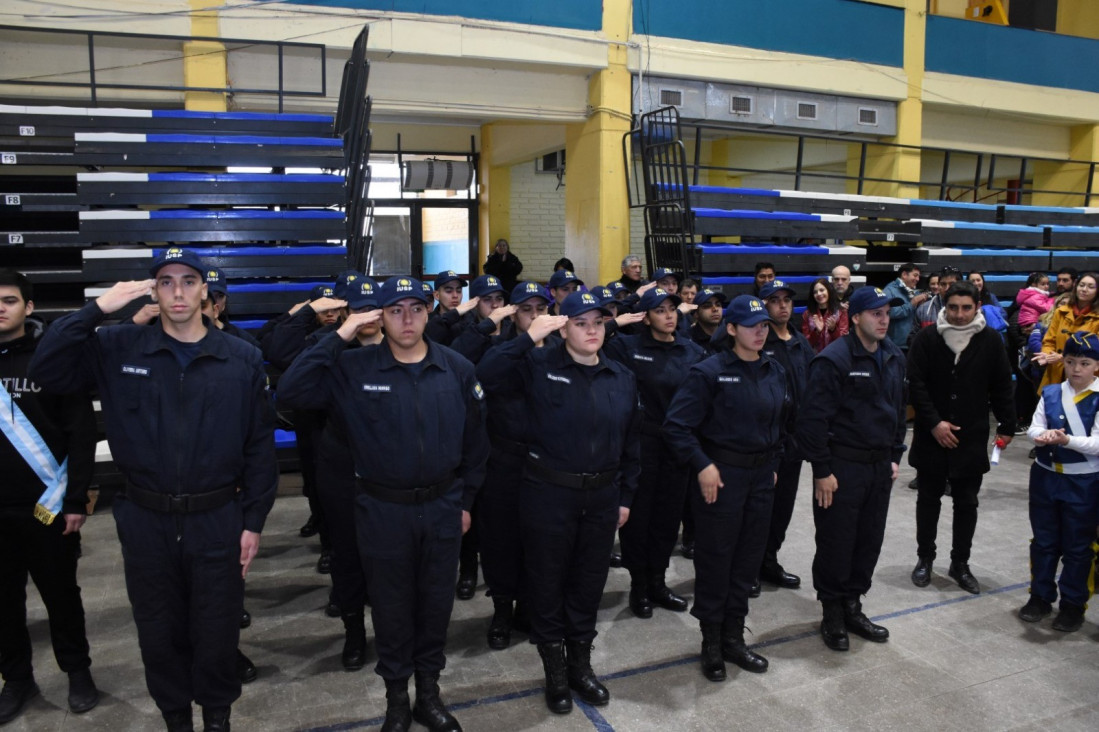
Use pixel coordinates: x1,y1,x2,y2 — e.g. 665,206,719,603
858,107,879,126
730,95,753,115
796,102,818,120
659,88,683,106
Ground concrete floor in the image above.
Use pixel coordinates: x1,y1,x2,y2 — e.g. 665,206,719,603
9,427,1099,731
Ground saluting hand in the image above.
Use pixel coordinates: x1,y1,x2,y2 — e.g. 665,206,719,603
489,304,518,325
698,463,723,504
95,279,155,315
677,302,697,315
288,299,311,316
527,314,568,342
635,281,658,296
336,309,382,342
614,312,646,328
240,530,260,578
457,297,481,315
814,474,838,509
310,296,348,313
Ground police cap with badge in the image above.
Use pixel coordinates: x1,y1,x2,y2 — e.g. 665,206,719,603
847,287,903,316
149,247,205,277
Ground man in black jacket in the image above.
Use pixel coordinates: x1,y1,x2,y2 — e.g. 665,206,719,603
0,269,98,724
907,281,1015,594
29,249,278,732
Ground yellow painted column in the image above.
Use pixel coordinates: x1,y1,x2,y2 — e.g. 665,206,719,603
861,0,924,198
477,123,512,271
183,0,227,112
1032,125,1099,207
563,0,633,285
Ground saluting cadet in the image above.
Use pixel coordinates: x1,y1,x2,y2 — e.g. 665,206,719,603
664,294,791,683
1021,331,1099,632
603,287,705,619
29,248,278,732
278,276,488,732
798,286,907,653
426,271,479,347
757,280,815,591
547,269,583,315
0,269,98,725
477,291,640,716
461,281,549,649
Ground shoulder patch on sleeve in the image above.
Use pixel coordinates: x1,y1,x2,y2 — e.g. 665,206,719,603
473,381,485,401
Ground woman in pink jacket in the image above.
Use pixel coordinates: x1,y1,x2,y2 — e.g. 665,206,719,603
1016,272,1054,329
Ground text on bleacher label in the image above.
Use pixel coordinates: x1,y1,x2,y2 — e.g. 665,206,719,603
1,153,15,165
19,126,35,136
8,234,24,244
5,195,19,205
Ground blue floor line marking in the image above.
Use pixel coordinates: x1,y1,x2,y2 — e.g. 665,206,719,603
301,580,1031,732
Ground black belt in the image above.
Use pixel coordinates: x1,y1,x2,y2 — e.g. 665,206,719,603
701,440,777,469
525,459,617,490
123,482,237,514
356,474,454,504
830,443,891,464
489,434,528,457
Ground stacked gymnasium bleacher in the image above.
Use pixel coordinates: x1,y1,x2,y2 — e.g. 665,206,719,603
628,106,1099,304
1,24,375,482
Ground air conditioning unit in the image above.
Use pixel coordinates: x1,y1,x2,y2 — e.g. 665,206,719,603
536,150,565,174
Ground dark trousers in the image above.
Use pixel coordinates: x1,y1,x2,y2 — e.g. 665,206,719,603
356,488,462,681
690,462,775,624
0,515,91,683
681,483,696,545
1028,463,1099,609
458,499,479,577
521,477,619,644
114,498,243,713
812,458,892,602
620,434,688,579
915,469,982,563
763,457,802,568
296,410,330,551
477,447,525,602
316,432,367,613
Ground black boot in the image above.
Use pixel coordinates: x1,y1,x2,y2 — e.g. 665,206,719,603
565,641,609,706
948,562,980,595
237,649,257,684
536,641,573,714
748,578,761,598
67,667,99,713
240,607,252,629
1052,603,1086,632
649,573,688,612
759,558,801,589
487,597,514,650
721,617,768,673
820,601,849,651
699,622,726,682
299,513,318,537
325,589,341,618
316,549,332,575
381,678,412,732
842,597,889,642
201,705,231,732
412,670,461,731
341,612,368,670
1018,595,1053,623
0,678,39,725
455,571,477,601
910,557,932,588
628,575,653,619
162,707,194,732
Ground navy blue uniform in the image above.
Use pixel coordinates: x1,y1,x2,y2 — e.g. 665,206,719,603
28,303,277,715
759,326,814,574
477,335,640,644
664,351,790,623
277,333,488,681
603,330,704,582
798,334,907,602
425,307,474,346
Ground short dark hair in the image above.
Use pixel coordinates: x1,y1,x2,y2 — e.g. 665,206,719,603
898,262,920,276
680,278,698,290
942,281,979,304
753,262,775,275
1058,266,1078,279
1025,271,1048,287
554,257,575,272
0,268,32,302
938,265,961,280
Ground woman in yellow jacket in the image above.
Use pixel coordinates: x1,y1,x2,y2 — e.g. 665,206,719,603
1035,272,1099,390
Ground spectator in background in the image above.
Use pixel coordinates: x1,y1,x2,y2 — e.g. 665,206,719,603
1055,267,1077,296
752,262,776,296
831,265,854,309
618,255,644,293
883,263,930,352
913,267,960,340
801,278,849,353
1016,272,1054,331
554,258,575,273
483,239,523,294
1034,272,1099,391
968,272,1008,339
679,279,699,305
926,273,941,299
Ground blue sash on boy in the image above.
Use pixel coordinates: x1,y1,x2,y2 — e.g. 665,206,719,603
1035,381,1099,474
0,380,68,524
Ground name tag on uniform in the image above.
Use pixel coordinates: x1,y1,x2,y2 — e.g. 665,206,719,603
763,350,775,356
632,354,654,362
362,384,391,392
849,371,871,378
718,376,740,384
547,373,571,384
121,365,150,377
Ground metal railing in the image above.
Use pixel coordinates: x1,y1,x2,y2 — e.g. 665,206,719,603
0,24,327,112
